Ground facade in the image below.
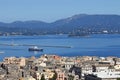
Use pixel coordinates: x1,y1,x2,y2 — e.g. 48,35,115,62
85,68,120,80
57,72,65,80
81,64,93,77
93,64,109,72
65,61,76,70
3,57,26,67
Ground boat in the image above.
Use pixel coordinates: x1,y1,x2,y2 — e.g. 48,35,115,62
28,46,43,52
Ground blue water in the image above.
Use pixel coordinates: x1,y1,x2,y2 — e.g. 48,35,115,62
0,34,120,61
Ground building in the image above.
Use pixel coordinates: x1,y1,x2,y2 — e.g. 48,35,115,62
93,64,109,72
56,69,65,80
81,64,93,77
3,57,26,67
85,66,120,80
85,71,120,80
65,61,76,70
57,72,65,80
69,66,81,80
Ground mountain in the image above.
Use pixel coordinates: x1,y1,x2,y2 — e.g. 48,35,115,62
53,14,120,30
0,21,50,34
0,14,120,35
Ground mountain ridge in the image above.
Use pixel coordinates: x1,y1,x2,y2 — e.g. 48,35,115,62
0,14,120,35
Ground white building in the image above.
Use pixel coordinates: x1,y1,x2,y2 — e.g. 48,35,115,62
85,68,120,80
93,64,109,72
65,61,76,70
81,64,93,77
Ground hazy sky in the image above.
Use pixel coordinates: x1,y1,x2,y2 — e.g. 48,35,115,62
0,0,120,22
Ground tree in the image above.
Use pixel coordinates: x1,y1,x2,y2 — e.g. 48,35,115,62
68,75,74,80
117,78,120,80
49,71,57,80
41,74,45,80
52,71,57,80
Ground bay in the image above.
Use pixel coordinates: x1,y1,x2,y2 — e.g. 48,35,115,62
0,34,120,61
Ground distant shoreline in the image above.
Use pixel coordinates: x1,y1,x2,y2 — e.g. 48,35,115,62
0,33,120,37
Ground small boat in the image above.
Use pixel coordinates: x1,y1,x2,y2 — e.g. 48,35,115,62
28,46,43,52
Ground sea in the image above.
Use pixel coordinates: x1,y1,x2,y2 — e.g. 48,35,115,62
0,34,120,61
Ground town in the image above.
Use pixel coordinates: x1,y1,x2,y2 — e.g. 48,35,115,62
0,54,120,80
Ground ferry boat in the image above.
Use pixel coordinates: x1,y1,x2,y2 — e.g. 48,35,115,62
28,46,43,52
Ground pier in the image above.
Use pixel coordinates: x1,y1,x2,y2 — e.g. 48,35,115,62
0,43,72,48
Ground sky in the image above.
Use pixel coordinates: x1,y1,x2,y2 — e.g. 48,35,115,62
0,0,120,23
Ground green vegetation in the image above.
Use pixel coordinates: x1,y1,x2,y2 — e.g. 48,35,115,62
41,74,45,80
68,75,74,80
49,71,57,80
117,78,120,80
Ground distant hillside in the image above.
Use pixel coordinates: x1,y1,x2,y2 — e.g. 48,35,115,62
53,14,120,31
0,14,120,35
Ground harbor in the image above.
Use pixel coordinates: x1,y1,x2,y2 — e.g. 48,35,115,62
0,34,120,61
